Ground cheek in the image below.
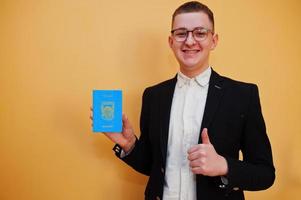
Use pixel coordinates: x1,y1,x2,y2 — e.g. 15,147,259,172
173,46,183,56
205,41,215,50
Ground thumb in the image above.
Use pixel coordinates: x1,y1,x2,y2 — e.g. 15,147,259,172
201,128,211,144
122,114,131,129
122,114,133,134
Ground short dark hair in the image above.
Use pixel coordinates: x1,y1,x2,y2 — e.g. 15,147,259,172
172,1,215,32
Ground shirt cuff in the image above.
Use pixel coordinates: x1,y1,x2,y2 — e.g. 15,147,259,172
113,143,135,158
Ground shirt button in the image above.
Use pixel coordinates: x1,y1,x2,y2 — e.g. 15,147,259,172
233,187,240,191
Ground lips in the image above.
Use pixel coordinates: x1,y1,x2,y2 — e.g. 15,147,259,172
182,49,200,54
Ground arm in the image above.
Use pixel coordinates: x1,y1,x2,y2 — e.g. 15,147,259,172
114,88,153,176
187,85,275,191
225,85,275,190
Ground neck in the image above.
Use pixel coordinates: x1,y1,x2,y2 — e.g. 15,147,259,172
180,65,210,78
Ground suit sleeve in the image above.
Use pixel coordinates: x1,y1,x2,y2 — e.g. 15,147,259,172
225,84,275,191
114,88,153,176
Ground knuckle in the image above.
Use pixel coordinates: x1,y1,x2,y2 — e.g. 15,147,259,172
201,165,207,172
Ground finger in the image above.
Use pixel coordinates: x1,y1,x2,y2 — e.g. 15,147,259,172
188,143,207,154
189,158,206,168
90,107,93,120
191,167,200,174
201,128,211,144
187,145,200,154
121,114,135,137
189,160,200,168
191,166,205,175
122,114,132,129
188,150,206,161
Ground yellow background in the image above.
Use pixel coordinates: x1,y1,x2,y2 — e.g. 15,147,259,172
0,0,300,199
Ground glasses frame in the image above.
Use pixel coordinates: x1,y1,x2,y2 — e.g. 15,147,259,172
171,27,214,42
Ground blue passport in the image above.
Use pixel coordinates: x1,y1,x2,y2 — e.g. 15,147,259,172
92,90,122,133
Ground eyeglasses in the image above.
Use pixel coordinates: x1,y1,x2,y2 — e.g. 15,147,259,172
171,27,213,42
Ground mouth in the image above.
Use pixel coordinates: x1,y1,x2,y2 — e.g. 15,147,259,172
182,49,200,54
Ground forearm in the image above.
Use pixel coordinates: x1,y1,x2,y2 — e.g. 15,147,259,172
115,138,152,176
225,156,275,191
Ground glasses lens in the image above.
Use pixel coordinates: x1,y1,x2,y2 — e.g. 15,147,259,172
193,29,208,41
172,27,211,42
173,29,187,42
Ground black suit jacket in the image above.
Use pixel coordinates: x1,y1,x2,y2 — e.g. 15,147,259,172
114,70,275,200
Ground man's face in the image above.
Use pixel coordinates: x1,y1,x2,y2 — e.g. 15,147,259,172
169,12,218,77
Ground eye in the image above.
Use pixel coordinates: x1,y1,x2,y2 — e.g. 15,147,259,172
174,30,187,38
194,29,207,38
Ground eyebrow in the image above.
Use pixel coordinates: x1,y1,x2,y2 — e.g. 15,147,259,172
171,26,209,31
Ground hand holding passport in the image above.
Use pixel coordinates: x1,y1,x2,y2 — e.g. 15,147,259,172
91,90,136,153
104,114,136,153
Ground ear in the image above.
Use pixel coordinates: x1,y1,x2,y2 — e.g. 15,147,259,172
168,36,173,48
210,33,219,50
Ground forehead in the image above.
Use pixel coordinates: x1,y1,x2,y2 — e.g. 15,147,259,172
172,12,212,30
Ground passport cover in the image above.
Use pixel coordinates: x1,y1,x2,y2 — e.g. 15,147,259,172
92,90,122,133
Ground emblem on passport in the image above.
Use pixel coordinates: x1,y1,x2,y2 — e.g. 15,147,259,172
101,101,115,120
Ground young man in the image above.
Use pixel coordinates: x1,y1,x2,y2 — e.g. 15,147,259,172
103,1,275,199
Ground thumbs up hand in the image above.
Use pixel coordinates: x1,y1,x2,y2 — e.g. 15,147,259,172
187,128,228,176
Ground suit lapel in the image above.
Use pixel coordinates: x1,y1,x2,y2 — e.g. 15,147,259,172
159,76,177,165
199,70,225,143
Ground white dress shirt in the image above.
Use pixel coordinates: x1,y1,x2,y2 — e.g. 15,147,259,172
162,67,211,200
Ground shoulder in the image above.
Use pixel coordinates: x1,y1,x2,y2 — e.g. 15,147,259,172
211,70,260,102
217,72,258,92
143,76,177,96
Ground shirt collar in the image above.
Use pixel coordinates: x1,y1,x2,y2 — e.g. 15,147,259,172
177,67,212,88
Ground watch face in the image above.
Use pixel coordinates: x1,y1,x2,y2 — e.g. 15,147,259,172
221,176,229,185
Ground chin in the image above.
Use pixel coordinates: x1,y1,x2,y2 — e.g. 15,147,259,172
181,57,202,66
182,62,199,69
180,65,198,73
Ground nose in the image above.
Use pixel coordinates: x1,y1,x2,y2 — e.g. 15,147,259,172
185,32,196,46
